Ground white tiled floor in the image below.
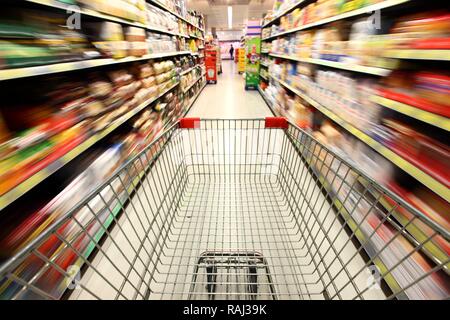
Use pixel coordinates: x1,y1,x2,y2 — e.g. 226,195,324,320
188,60,271,118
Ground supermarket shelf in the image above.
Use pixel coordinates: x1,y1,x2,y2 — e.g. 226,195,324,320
166,81,206,129
382,50,450,61
182,76,203,94
260,62,270,67
26,0,186,37
0,51,191,81
184,82,206,116
269,53,391,76
148,0,205,33
262,0,308,28
180,65,201,76
261,50,270,54
190,52,199,56
0,82,180,211
260,74,268,80
271,76,450,202
262,0,411,41
371,96,450,131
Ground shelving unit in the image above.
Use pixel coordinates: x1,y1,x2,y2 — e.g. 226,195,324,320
0,82,180,211
262,0,308,28
148,0,205,32
182,75,203,94
0,52,192,81
180,64,201,76
261,0,411,41
0,0,207,208
26,0,186,37
371,96,450,131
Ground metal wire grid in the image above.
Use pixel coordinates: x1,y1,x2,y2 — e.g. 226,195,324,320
148,177,316,300
0,119,448,300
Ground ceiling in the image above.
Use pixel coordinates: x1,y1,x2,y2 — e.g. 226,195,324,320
187,0,274,31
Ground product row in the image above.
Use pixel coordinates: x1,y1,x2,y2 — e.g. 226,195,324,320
0,3,205,70
62,0,204,32
0,55,204,199
264,58,449,187
154,0,205,30
262,9,449,68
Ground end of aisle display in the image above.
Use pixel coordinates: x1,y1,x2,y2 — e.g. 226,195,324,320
244,22,262,90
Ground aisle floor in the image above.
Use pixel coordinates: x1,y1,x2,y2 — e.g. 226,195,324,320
188,60,271,118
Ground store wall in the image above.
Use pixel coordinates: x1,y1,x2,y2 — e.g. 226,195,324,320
216,31,243,59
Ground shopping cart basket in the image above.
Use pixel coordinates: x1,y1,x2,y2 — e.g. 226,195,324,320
0,118,448,300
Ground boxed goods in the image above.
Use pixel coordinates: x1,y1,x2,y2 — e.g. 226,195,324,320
86,22,128,59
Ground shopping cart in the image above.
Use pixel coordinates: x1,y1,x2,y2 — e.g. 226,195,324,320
0,118,448,300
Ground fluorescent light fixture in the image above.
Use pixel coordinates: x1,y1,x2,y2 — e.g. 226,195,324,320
228,6,232,29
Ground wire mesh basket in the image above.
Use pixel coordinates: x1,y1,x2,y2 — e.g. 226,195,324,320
0,118,448,300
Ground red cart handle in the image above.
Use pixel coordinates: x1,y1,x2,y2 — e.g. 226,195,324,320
179,117,288,129
265,117,288,129
179,117,201,129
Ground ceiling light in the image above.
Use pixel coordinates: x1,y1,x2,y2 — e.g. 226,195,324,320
228,6,232,29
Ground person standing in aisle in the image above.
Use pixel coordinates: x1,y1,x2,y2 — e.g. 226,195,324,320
229,44,234,60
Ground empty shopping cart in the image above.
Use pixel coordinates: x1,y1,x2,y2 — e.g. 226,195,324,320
0,118,448,300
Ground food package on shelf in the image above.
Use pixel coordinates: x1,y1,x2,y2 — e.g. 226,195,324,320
132,62,155,79
141,76,157,88
0,15,77,69
86,22,128,59
124,26,148,57
146,3,178,33
146,32,177,54
88,78,114,100
387,11,450,50
0,116,89,196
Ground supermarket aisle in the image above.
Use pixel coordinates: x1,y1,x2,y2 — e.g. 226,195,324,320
188,60,271,118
